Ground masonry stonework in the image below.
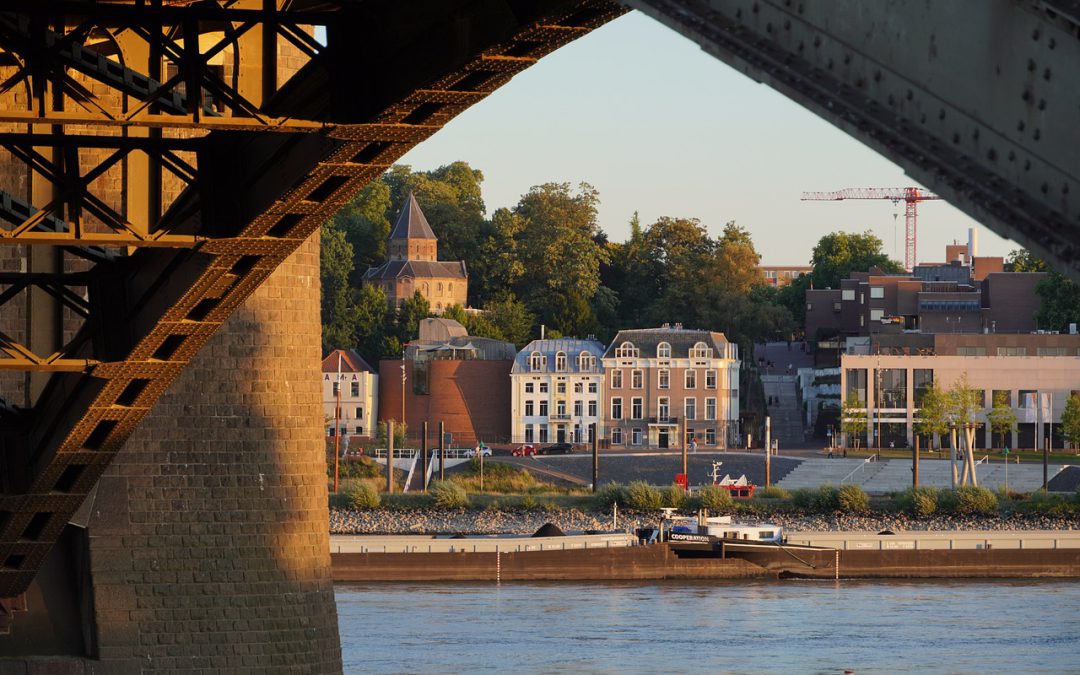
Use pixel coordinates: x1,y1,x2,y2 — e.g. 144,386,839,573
85,233,342,673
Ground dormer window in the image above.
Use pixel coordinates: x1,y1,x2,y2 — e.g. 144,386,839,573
555,351,567,372
691,341,713,360
529,351,545,372
578,352,595,371
657,342,671,359
615,342,638,359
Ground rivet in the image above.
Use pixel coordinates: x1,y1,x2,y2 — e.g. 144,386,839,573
1043,68,1051,81
1034,128,1041,140
1038,99,1046,111
1017,120,1026,131
1027,58,1036,72
1032,28,1040,40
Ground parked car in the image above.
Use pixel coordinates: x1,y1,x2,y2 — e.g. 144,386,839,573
465,444,492,458
512,444,537,457
539,443,574,455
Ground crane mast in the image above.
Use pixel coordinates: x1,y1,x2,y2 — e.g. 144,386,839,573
801,187,942,270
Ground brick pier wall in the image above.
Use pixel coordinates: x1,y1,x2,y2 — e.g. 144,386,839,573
85,233,343,673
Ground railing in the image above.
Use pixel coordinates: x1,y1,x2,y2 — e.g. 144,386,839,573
976,454,990,465
647,416,679,425
840,454,879,484
550,413,572,421
371,448,418,459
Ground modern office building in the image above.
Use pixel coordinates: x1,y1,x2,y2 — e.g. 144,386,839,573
601,326,740,449
510,338,606,445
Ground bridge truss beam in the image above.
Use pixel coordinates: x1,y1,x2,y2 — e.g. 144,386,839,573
630,0,1080,275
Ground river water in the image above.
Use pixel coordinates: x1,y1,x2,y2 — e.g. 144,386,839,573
337,580,1080,673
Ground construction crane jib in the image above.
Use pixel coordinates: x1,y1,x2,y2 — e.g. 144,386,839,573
800,187,942,271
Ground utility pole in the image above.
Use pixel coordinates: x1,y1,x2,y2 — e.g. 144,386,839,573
333,352,341,494
421,421,429,492
765,416,772,488
439,420,445,481
681,416,688,485
592,423,599,493
386,419,394,494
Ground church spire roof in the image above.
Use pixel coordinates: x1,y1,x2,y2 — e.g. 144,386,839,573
388,192,437,241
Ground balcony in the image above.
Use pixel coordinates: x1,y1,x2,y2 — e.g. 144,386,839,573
550,413,572,421
647,416,679,426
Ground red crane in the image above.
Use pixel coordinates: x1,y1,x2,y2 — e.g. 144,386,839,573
801,187,942,271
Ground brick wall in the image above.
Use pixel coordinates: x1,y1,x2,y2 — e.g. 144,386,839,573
85,233,342,673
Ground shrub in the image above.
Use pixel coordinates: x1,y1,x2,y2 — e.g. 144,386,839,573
520,494,538,510
1028,491,1077,516
759,485,791,499
791,488,816,510
593,482,625,508
663,484,687,509
837,484,870,514
347,481,381,510
430,480,469,509
897,487,938,517
697,485,734,510
625,481,664,510
946,485,998,515
812,485,840,511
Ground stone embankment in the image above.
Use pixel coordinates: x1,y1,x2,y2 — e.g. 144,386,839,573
330,507,1080,536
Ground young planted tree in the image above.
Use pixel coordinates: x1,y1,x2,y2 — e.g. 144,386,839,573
914,381,950,451
987,391,1018,450
841,395,868,450
947,374,985,486
1059,393,1080,451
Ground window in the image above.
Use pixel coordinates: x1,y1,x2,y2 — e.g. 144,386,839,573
842,289,856,301
539,382,549,394
631,428,643,446
657,342,671,359
1018,390,1036,408
685,370,697,389
539,401,549,417
658,369,669,389
611,397,623,420
632,369,644,389
578,352,596,371
690,342,712,360
615,342,638,358
685,397,696,420
574,401,583,417
556,401,567,417
574,382,584,393
557,382,567,394
355,426,363,435
555,351,567,372
870,286,885,299
705,428,716,445
588,401,597,417
529,351,544,371
525,382,534,393
846,368,868,405
327,427,336,437
876,368,908,409
1038,347,1069,356
351,382,360,397
611,427,623,445
631,397,643,420
525,401,534,417
705,398,717,420
807,303,813,311
658,397,669,421
870,309,884,321
332,382,340,396
588,382,598,394
997,346,1028,356
355,406,363,419
706,370,717,389
525,425,534,443
913,369,934,407
957,347,986,356
539,425,549,443
611,370,623,389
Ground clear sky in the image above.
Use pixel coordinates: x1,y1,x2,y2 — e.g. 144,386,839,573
398,10,1017,266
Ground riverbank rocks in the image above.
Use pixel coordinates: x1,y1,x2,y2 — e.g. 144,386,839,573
329,507,1080,535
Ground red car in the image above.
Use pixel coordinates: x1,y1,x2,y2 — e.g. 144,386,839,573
512,444,537,457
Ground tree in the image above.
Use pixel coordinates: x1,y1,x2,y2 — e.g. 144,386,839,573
947,374,984,429
1006,248,1048,273
393,291,431,347
841,395,868,450
1060,393,1080,451
810,231,903,290
483,294,535,346
376,420,408,449
1035,272,1080,332
914,381,950,450
330,181,392,283
321,227,361,353
987,391,1018,450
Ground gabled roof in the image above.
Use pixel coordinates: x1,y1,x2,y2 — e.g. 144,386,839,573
362,260,467,281
389,192,437,241
321,349,375,374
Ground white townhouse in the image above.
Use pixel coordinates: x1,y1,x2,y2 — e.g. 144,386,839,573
322,349,379,440
510,338,606,445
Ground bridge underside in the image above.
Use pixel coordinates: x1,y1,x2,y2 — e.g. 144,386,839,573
632,0,1080,274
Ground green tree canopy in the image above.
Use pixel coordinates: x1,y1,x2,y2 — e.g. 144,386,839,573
914,381,950,449
810,230,903,289
987,390,1017,449
1006,248,1048,273
1035,272,1080,332
841,395,868,449
1060,394,1080,450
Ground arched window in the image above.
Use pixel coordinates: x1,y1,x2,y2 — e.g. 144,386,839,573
578,351,595,371
691,341,713,359
448,283,453,293
657,342,671,359
437,282,444,294
615,342,638,359
421,282,429,296
529,351,545,372
555,351,567,372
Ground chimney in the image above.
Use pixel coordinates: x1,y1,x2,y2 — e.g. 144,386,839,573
968,227,978,263
540,324,545,340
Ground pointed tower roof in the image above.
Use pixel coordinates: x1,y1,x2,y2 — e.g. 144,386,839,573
389,192,437,241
